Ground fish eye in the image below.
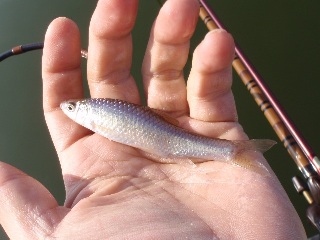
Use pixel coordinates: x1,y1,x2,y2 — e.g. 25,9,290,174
67,102,76,112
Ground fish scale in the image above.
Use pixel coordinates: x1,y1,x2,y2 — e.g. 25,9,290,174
60,98,276,167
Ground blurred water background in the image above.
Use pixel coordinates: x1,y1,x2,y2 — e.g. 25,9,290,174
0,0,319,238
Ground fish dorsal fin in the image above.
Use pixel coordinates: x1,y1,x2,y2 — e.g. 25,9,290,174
150,108,180,127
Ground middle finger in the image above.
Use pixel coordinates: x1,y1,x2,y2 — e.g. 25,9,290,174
142,0,199,114
88,0,140,103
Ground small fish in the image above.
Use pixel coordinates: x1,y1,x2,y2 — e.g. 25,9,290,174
60,98,276,170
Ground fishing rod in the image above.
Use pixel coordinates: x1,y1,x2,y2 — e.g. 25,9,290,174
0,43,43,62
0,43,88,62
198,0,320,233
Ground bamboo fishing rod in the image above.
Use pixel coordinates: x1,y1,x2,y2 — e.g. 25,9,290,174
198,0,320,231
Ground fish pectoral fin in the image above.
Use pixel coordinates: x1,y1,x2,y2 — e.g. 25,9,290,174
150,108,180,127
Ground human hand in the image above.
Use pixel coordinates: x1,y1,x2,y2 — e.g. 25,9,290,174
0,0,306,239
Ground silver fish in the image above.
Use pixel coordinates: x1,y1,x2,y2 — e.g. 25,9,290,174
60,98,275,168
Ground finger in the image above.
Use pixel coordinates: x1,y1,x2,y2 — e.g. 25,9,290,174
187,29,237,122
88,0,140,103
0,162,66,239
42,18,90,152
142,0,199,113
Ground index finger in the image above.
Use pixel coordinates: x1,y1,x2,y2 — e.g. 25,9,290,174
42,18,90,152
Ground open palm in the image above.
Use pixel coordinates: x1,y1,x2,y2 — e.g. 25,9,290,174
0,0,305,239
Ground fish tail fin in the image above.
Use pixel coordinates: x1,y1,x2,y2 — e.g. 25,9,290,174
230,139,276,175
234,139,277,154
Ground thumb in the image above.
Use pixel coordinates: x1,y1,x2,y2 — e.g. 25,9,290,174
0,162,67,239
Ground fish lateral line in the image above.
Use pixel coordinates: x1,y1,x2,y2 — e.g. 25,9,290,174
60,98,276,173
